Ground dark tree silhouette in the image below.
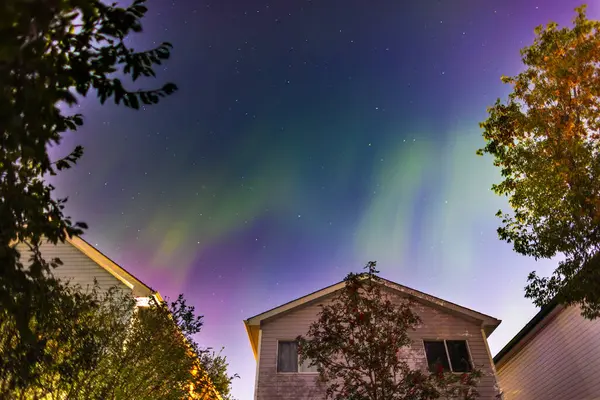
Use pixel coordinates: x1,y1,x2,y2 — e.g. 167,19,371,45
297,262,482,400
0,0,176,388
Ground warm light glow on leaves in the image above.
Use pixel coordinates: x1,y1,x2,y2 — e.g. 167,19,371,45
478,5,600,318
0,279,234,399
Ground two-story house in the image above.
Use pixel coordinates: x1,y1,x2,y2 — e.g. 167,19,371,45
244,276,503,399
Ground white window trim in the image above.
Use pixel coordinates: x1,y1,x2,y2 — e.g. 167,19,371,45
276,339,319,374
422,339,473,374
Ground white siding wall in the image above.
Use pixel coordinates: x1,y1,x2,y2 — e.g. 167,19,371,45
16,241,130,294
497,305,600,400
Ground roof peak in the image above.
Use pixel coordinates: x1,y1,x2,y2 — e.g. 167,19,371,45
243,274,501,359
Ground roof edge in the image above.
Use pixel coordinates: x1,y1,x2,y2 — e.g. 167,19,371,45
244,320,259,360
66,235,157,298
378,277,501,331
493,299,560,367
245,279,345,325
245,275,501,329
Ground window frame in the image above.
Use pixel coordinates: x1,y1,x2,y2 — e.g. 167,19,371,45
421,339,473,374
275,339,319,374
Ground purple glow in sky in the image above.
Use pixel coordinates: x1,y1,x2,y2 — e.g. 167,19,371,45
50,1,599,398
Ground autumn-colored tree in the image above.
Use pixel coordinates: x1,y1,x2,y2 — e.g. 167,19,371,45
296,262,482,400
478,5,600,318
0,0,176,387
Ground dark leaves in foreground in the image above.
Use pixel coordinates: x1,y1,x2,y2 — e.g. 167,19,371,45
0,0,177,389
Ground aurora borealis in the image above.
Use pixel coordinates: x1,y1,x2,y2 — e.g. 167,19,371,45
49,1,600,398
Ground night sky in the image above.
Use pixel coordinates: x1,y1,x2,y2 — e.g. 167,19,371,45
50,1,599,398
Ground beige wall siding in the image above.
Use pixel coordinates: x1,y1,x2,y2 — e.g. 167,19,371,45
497,305,600,400
16,241,130,294
256,299,326,400
256,292,500,400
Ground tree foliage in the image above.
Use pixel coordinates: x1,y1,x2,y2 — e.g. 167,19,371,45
0,275,112,395
0,0,177,385
199,348,240,400
478,5,600,318
296,262,482,400
0,277,235,399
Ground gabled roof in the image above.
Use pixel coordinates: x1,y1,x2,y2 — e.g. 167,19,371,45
66,235,161,300
493,299,562,368
244,275,501,360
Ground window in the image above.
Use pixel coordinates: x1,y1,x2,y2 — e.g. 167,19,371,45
299,356,319,373
446,340,472,373
277,341,298,372
277,341,319,373
423,340,472,373
423,341,450,371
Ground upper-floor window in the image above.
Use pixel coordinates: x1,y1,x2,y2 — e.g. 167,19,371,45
423,340,472,373
277,340,319,373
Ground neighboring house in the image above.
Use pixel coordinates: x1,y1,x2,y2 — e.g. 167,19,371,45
17,236,223,400
494,301,600,400
244,276,503,400
23,235,160,303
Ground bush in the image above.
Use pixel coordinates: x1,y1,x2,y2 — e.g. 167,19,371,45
0,276,232,399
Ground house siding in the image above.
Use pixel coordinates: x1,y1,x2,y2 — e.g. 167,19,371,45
256,291,500,400
16,240,130,294
497,305,600,400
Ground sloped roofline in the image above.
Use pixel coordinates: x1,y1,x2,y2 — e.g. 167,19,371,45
66,235,161,301
493,299,562,368
244,275,501,359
